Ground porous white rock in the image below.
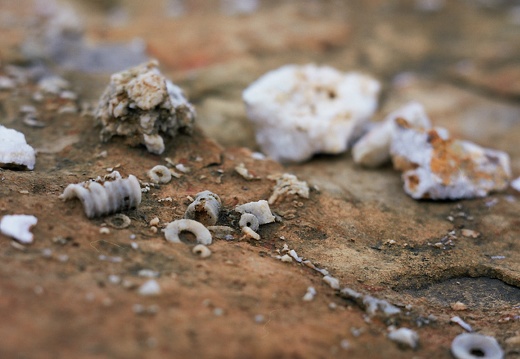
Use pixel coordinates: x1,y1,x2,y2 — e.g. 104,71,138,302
96,60,195,154
388,328,419,349
0,215,38,243
0,126,36,170
59,171,142,218
268,173,309,204
235,200,275,225
185,191,222,226
391,119,511,200
243,64,380,163
352,101,431,167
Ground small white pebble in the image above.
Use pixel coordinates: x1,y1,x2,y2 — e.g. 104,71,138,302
192,244,212,258
138,269,159,278
138,279,161,296
108,275,121,284
451,316,472,332
254,314,265,323
280,254,293,263
131,242,139,250
99,227,110,234
57,254,69,262
340,339,350,350
41,248,53,258
302,286,317,301
388,328,419,349
329,302,337,310
323,275,340,290
213,308,224,316
149,217,160,226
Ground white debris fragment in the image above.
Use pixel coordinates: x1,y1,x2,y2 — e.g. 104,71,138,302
239,213,260,232
96,60,195,154
59,171,141,218
511,177,520,192
288,249,303,263
302,286,317,301
163,219,212,245
243,64,380,163
0,125,36,170
268,173,310,204
451,333,503,359
352,102,431,167
138,279,161,296
241,226,261,240
185,191,222,226
192,244,212,258
235,200,275,225
0,76,16,90
234,163,259,180
38,76,70,95
339,287,401,317
0,215,38,243
280,254,293,263
451,316,473,332
138,269,159,278
391,119,511,199
387,328,420,349
323,275,340,290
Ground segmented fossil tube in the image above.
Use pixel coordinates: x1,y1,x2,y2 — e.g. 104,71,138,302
60,171,142,218
184,190,221,226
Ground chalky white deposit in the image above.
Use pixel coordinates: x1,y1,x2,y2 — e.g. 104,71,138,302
235,200,275,225
60,171,141,218
268,173,309,204
387,328,419,349
243,64,380,163
0,126,36,170
96,60,195,154
0,215,38,243
353,102,431,167
391,119,511,200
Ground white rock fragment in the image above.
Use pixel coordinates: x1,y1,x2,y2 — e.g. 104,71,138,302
388,328,419,349
192,244,211,258
339,287,401,317
241,226,261,240
235,163,259,180
391,119,511,200
235,200,275,225
185,191,222,226
96,60,195,155
239,213,260,232
0,215,38,244
280,254,293,263
243,64,380,163
164,219,212,245
451,333,504,359
268,173,310,205
352,102,431,167
60,171,142,218
511,177,520,192
323,275,340,290
138,279,161,296
451,316,473,332
0,76,16,90
0,126,36,170
288,249,303,263
302,286,317,301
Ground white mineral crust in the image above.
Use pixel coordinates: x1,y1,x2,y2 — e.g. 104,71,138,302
352,101,431,167
391,120,511,200
243,64,380,163
0,126,36,170
0,215,38,243
96,60,195,154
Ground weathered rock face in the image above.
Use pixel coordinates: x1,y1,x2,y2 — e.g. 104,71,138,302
96,60,195,154
243,64,380,163
390,119,511,200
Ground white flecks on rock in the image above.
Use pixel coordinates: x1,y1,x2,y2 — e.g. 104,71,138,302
323,275,340,290
451,333,504,359
148,165,172,184
235,200,275,225
268,173,310,204
339,287,401,317
0,215,38,244
138,279,161,296
185,191,222,226
59,171,142,218
387,328,420,349
243,64,380,163
164,219,212,245
390,119,511,200
302,286,317,301
352,102,431,167
0,126,36,170
96,60,195,155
